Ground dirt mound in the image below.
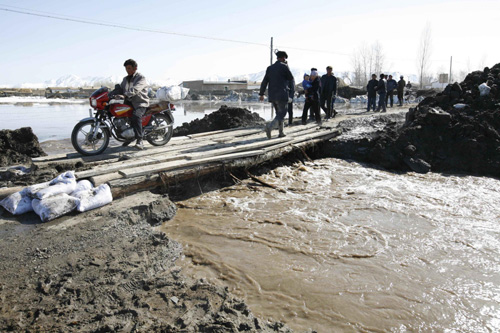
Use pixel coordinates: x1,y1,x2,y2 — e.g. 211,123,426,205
326,64,500,177
173,105,265,137
337,86,366,100
0,192,293,332
0,127,46,167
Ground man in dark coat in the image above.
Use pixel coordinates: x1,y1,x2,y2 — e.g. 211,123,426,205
366,74,378,112
320,66,338,119
385,75,397,107
397,75,406,106
259,51,295,139
374,73,387,112
301,70,321,125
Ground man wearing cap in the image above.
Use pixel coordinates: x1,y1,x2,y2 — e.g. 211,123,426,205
397,75,406,106
259,51,295,139
320,66,338,119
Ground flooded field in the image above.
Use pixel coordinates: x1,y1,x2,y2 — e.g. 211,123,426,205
163,158,500,332
0,99,366,142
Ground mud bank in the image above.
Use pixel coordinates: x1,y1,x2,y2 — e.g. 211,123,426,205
173,105,265,137
0,192,294,332
322,64,500,177
0,127,46,167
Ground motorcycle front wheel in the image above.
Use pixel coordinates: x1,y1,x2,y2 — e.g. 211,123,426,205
71,120,110,156
146,113,173,146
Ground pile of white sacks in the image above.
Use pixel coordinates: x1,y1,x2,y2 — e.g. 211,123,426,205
0,171,112,222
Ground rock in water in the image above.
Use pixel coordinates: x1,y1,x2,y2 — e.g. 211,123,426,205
0,127,46,167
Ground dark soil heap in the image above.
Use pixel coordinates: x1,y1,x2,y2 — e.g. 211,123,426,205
328,63,500,177
173,105,265,137
337,86,366,100
0,127,46,167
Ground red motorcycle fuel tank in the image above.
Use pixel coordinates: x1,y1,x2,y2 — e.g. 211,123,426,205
109,103,133,118
109,103,152,126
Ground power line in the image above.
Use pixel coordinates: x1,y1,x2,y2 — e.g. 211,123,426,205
0,5,352,57
0,6,268,47
0,4,471,67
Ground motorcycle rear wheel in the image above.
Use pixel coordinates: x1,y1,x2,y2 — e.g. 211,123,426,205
71,120,110,156
146,114,173,146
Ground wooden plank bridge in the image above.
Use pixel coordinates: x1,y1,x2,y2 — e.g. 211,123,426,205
26,121,341,198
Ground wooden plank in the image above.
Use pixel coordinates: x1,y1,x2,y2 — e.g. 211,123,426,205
185,137,291,160
119,149,265,178
90,172,123,186
0,186,24,200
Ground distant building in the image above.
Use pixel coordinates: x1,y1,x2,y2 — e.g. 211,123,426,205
181,80,259,93
0,88,33,97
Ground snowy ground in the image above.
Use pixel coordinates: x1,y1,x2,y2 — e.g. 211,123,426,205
0,96,86,104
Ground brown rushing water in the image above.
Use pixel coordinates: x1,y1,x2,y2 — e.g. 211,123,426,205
162,158,500,332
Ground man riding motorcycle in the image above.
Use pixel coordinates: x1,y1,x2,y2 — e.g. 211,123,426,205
112,59,149,149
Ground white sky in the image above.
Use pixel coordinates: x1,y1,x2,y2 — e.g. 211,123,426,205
0,0,499,85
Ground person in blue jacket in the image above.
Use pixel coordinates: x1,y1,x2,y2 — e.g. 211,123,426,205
259,51,295,139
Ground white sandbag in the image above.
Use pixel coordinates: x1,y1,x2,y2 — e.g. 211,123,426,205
35,171,77,200
156,86,189,101
479,83,491,96
0,189,33,215
32,193,79,222
25,181,51,197
50,171,76,185
71,180,93,196
76,184,113,213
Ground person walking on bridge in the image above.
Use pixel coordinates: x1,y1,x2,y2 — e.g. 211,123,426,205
320,66,338,119
375,73,387,112
366,74,378,112
386,75,397,108
259,51,295,139
397,75,406,106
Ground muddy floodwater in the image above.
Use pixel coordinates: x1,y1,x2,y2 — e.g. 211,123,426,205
163,158,500,332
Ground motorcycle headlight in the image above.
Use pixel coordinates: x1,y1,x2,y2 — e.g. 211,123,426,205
90,98,97,107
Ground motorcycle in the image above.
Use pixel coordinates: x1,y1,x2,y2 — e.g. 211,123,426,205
71,86,175,156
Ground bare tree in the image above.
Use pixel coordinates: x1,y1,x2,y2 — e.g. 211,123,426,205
416,22,433,89
350,51,364,87
372,41,385,75
351,41,386,87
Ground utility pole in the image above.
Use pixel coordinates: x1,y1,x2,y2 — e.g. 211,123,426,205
270,37,273,66
270,37,274,118
449,56,453,84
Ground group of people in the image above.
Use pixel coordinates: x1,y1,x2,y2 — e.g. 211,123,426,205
259,51,338,139
366,74,412,112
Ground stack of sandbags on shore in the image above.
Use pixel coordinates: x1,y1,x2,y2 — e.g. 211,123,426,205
0,171,113,222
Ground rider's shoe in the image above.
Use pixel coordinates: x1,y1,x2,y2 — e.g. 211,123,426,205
135,139,144,150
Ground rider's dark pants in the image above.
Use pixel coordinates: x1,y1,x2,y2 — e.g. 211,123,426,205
132,107,146,140
288,102,293,124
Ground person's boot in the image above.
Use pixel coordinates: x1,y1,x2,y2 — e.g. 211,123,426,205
332,109,338,118
265,124,272,139
278,121,286,138
135,138,144,150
